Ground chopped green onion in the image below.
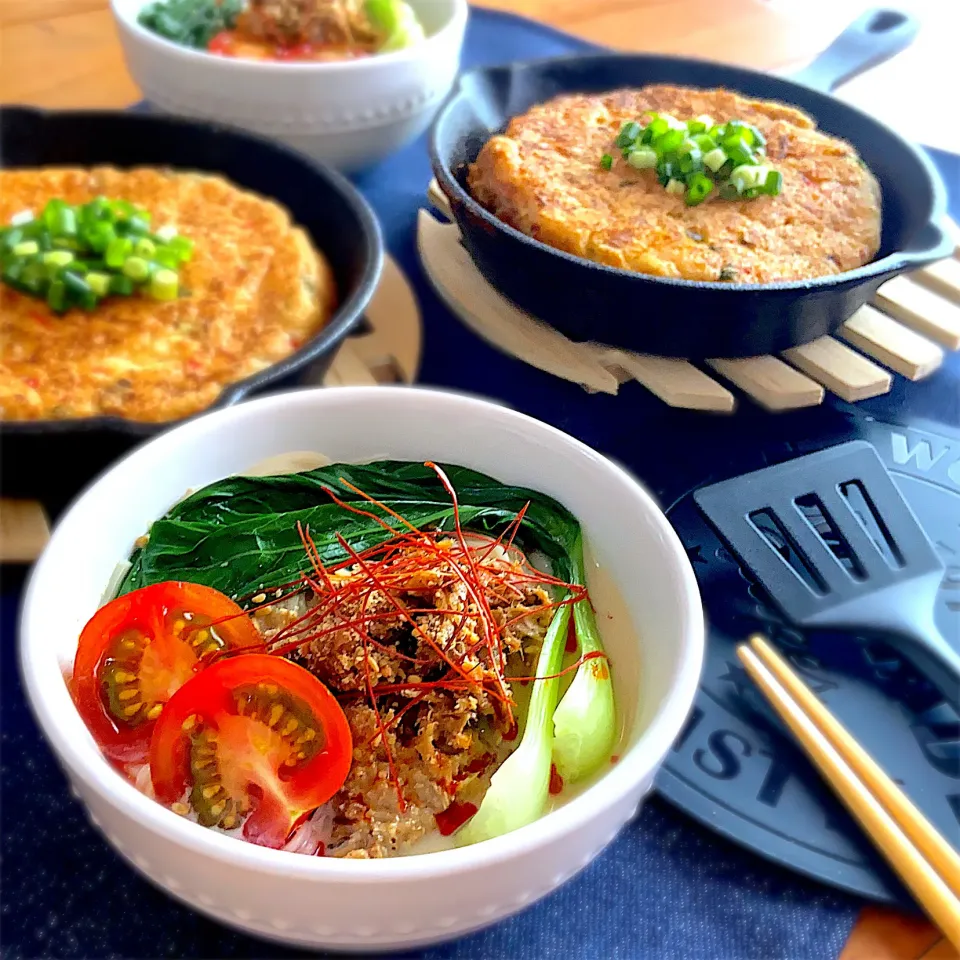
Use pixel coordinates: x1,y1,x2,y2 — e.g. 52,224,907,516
153,247,181,269
86,271,111,297
166,235,194,262
646,116,670,140
724,138,755,167
13,240,39,257
2,227,24,250
134,237,156,258
155,224,178,242
42,250,75,269
762,169,783,196
43,199,77,237
731,164,766,194
677,141,703,174
84,221,117,254
685,173,714,206
615,121,642,149
743,123,766,149
109,274,135,297
688,114,714,135
20,262,48,295
47,278,68,313
120,215,151,237
10,210,34,226
62,270,97,310
122,256,151,281
653,129,685,154
627,147,658,170
703,147,728,172
149,268,179,301
106,236,133,269
82,197,110,223
601,113,779,205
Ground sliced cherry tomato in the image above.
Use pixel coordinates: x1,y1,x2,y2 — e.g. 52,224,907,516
71,582,261,765
207,30,237,56
149,655,352,849
272,41,314,60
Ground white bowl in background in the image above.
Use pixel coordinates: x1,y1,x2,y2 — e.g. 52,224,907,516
110,0,468,171
20,386,704,952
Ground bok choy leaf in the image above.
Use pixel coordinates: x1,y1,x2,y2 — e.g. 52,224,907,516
118,461,580,600
551,533,617,783
455,601,571,847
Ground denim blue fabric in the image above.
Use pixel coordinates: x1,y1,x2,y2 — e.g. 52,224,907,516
4,8,957,957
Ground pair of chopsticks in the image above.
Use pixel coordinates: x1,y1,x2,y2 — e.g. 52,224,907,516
738,635,960,949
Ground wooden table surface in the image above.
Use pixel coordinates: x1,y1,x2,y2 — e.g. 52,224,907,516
1,0,957,957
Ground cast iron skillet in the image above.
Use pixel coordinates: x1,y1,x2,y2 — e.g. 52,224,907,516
0,106,383,514
430,9,953,359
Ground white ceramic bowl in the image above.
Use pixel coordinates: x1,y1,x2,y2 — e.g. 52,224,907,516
20,386,704,952
111,0,468,171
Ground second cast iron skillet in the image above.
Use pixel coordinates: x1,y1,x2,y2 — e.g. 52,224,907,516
0,107,383,514
430,9,953,359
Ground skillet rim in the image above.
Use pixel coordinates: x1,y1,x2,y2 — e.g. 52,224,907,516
0,104,385,439
429,51,952,295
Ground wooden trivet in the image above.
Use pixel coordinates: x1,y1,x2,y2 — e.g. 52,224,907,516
0,253,423,566
420,180,960,414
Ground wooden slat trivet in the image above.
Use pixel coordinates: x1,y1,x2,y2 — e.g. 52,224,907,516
874,276,960,350
418,210,734,410
706,356,824,411
420,180,960,415
0,500,52,564
912,257,960,305
0,254,423,567
839,305,944,381
782,337,892,403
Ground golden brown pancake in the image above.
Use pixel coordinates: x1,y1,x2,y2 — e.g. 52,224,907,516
468,85,882,284
0,166,336,422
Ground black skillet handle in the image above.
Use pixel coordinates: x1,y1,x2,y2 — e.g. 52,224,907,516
790,8,919,92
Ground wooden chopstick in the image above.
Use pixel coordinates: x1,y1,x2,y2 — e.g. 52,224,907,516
747,636,960,895
737,636,960,949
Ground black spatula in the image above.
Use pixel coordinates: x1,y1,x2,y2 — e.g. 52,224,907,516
694,441,960,709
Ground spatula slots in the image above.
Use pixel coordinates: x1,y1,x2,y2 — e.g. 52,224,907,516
694,441,960,710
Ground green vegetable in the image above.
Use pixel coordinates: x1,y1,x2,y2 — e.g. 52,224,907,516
122,256,151,281
366,0,426,52
604,113,782,206
685,172,714,207
119,462,582,597
0,196,193,311
455,601,572,847
703,147,727,173
149,268,179,300
599,153,614,171
626,148,657,171
106,236,133,269
42,250,74,269
86,271,111,297
552,532,617,782
47,278,67,313
137,0,243,50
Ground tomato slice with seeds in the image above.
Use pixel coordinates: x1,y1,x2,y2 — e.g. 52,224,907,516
71,582,261,765
149,655,352,849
